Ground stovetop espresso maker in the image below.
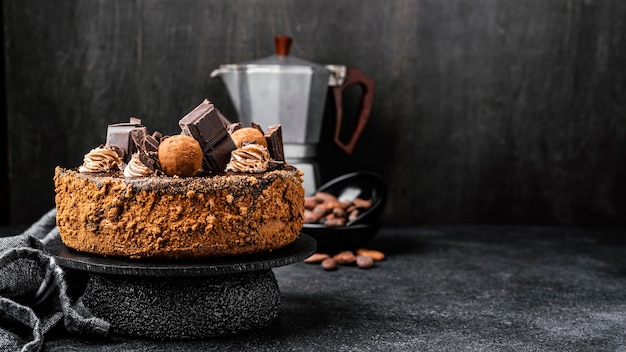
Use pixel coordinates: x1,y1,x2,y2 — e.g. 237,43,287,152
211,36,374,195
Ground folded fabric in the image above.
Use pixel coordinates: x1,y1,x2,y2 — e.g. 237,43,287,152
0,209,110,352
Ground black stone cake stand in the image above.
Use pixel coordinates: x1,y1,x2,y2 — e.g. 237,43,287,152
45,234,316,339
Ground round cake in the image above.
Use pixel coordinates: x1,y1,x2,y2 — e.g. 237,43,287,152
53,99,305,259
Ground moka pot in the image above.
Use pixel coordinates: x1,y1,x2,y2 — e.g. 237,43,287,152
210,36,374,195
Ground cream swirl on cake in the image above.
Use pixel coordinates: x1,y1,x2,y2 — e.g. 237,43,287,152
79,146,122,173
123,152,153,177
225,143,270,173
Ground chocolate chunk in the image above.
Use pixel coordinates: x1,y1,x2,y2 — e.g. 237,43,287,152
227,122,242,134
264,124,285,161
105,118,146,163
179,99,237,172
251,122,264,135
143,134,160,153
267,160,285,170
130,128,146,152
138,151,157,171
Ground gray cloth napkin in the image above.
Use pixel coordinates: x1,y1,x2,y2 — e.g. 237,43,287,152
0,209,110,352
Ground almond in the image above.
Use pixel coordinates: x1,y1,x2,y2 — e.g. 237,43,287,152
356,248,385,261
333,251,356,265
304,253,330,264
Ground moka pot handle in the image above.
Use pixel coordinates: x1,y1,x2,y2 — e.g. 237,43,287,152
331,67,375,155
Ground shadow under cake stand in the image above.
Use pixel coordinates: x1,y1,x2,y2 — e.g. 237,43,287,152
45,234,316,339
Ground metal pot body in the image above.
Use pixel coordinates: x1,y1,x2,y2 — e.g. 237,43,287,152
211,57,330,158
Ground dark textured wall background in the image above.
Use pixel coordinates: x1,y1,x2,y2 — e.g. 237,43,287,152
3,0,626,226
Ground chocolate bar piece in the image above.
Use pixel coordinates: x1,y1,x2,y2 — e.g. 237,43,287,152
138,151,157,171
227,122,242,134
105,118,146,163
143,134,161,153
179,99,236,172
130,128,146,152
264,124,284,161
251,122,264,135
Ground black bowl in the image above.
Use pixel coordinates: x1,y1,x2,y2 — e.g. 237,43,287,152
315,171,386,226
301,171,387,254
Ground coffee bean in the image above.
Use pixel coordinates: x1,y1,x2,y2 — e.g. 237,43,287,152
356,255,374,269
302,193,372,226
321,258,337,271
352,197,372,209
310,249,386,272
323,217,346,227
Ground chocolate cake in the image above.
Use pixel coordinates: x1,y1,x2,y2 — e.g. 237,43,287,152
54,99,305,259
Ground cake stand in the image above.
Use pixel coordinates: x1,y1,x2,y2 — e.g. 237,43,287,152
45,234,316,339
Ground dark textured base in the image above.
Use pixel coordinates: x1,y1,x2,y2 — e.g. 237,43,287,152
82,269,281,339
7,226,624,351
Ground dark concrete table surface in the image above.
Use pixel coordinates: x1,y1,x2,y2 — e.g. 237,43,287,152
2,226,625,351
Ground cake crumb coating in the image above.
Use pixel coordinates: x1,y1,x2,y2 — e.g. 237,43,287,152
54,166,305,259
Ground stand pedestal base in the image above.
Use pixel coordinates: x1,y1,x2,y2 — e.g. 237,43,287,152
44,234,316,340
82,270,281,339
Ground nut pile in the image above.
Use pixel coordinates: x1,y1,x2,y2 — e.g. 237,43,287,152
304,248,385,271
304,192,372,226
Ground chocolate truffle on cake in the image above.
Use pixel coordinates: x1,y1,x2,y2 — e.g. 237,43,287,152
230,127,268,149
158,135,203,177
